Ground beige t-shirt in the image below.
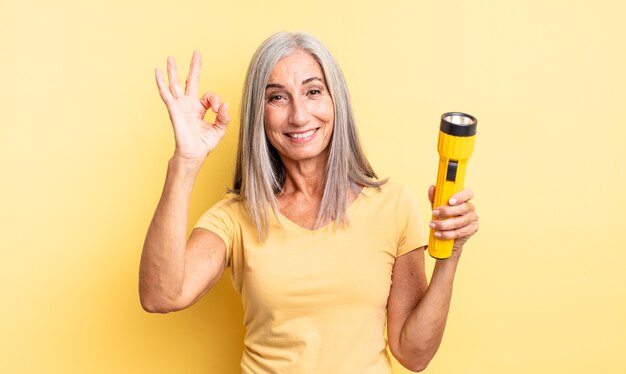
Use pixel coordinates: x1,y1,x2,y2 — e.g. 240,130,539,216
195,182,428,373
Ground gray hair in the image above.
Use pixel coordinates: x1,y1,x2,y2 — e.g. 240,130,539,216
232,32,386,241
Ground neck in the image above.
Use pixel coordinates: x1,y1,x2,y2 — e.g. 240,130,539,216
279,153,328,199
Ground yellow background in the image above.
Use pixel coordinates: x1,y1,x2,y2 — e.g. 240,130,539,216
1,0,625,373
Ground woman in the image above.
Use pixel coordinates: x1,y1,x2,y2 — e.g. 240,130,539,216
140,32,479,373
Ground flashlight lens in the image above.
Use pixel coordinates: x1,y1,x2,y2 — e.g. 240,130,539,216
444,114,475,126
440,112,477,137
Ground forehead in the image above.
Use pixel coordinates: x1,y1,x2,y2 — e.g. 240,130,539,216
268,51,324,83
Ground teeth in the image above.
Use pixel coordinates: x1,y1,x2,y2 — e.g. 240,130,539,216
287,129,316,139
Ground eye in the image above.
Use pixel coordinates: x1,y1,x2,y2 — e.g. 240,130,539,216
307,89,322,96
267,94,285,102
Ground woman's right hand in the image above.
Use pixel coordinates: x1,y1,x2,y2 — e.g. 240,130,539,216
155,51,230,167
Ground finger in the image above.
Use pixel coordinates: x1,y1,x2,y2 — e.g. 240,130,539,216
430,209,478,232
185,50,202,97
448,188,474,206
428,185,435,205
433,220,479,241
200,92,221,112
214,102,230,129
433,201,475,218
167,56,184,98
199,91,215,110
155,68,174,104
212,96,221,113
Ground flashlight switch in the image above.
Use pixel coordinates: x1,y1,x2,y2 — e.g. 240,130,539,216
446,160,458,182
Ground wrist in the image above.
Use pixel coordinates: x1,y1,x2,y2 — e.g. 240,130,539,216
435,248,461,273
168,154,204,179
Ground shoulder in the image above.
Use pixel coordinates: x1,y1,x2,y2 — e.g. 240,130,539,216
209,192,241,211
353,181,420,220
197,193,248,227
208,192,254,218
362,180,414,203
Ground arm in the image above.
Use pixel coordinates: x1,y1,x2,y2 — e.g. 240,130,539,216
387,187,479,372
139,157,228,313
139,51,231,313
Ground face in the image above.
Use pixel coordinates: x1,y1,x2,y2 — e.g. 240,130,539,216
263,51,334,166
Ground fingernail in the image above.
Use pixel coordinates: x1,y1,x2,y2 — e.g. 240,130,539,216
429,222,436,229
449,198,457,205
432,210,440,216
434,232,442,238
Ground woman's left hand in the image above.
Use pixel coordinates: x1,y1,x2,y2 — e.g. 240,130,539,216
428,186,479,253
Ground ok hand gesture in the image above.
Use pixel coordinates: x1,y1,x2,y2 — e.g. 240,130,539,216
155,51,230,168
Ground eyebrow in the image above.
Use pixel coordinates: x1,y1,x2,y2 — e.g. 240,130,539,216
265,76,325,89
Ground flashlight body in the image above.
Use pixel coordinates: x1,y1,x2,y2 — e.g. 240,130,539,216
428,113,476,259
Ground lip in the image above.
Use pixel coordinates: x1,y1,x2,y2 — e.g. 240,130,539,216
284,128,320,143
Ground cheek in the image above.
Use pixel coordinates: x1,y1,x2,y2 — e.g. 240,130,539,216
263,107,282,131
310,99,335,122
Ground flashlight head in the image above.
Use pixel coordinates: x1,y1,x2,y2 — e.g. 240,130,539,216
440,112,477,137
437,112,477,160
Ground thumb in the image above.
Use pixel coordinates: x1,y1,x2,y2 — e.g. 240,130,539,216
428,185,435,206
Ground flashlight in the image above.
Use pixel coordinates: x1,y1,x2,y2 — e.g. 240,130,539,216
428,112,477,259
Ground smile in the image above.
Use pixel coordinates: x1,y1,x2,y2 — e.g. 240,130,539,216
285,128,318,140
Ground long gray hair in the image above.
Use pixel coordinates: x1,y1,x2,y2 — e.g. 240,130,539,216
232,32,385,241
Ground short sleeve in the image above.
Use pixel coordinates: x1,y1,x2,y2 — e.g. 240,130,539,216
396,186,429,257
194,196,237,267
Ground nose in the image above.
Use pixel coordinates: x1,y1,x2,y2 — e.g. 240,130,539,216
288,96,310,127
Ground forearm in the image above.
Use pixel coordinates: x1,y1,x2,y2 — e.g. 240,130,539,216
398,251,461,369
139,156,202,311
